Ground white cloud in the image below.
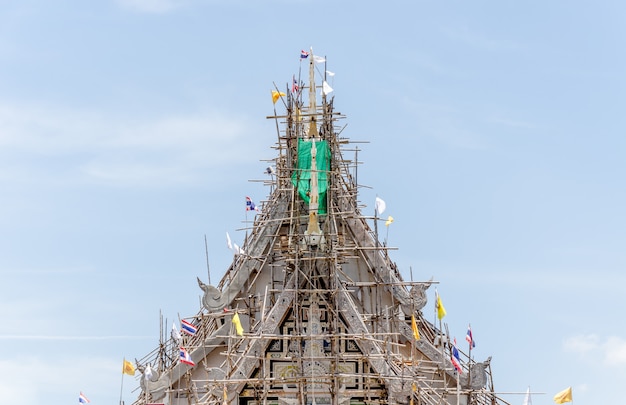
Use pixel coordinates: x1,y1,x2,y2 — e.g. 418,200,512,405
563,334,600,354
0,356,127,405
564,334,626,367
0,101,264,187
81,112,256,186
602,336,626,366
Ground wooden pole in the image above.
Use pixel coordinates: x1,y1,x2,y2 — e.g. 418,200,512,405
204,234,211,285
119,358,125,405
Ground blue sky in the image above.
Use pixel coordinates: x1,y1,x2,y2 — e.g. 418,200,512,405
1,1,624,404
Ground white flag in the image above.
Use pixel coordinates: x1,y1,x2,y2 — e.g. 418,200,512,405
233,243,245,255
226,232,233,250
522,387,532,405
144,363,153,381
326,70,335,77
171,322,181,342
375,197,386,215
321,81,333,96
313,55,326,64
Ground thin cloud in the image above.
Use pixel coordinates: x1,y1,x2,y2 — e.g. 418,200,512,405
0,265,97,276
563,334,600,354
0,356,132,405
0,335,152,340
442,24,521,52
115,0,189,13
564,334,626,367
0,101,264,188
603,336,626,366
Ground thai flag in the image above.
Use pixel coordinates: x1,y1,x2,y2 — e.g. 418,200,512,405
300,50,309,59
79,392,90,404
246,196,259,211
465,325,476,348
180,346,195,366
451,340,462,374
292,76,299,93
181,319,197,336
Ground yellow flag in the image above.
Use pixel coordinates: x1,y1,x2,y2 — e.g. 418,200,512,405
411,315,420,340
122,359,135,376
271,90,286,104
436,291,446,320
553,387,572,404
385,216,394,227
232,313,244,336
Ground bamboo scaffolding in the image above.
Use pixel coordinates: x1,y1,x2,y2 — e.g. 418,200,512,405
132,53,506,405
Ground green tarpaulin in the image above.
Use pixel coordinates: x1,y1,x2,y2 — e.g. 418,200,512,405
291,139,330,214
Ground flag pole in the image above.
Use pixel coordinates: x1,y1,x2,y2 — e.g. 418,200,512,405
204,234,211,285
435,290,448,388
119,358,125,405
436,291,444,385
385,221,390,246
245,197,249,243
467,325,472,361
456,371,460,405
467,324,472,389
439,315,446,387
410,280,415,366
374,205,379,248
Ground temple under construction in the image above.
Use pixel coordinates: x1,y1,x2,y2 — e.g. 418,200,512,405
132,51,505,405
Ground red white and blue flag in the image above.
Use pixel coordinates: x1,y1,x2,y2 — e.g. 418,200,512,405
465,324,476,348
246,196,259,211
181,319,197,336
79,392,90,404
300,50,309,59
451,339,462,374
292,75,299,93
180,346,195,366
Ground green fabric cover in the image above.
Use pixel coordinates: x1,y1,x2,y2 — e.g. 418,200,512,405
291,139,330,214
